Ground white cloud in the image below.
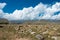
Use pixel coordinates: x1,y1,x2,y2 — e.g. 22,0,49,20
0,3,6,9
3,3,47,20
51,13,60,20
0,2,60,20
41,2,60,19
0,9,4,17
0,3,6,18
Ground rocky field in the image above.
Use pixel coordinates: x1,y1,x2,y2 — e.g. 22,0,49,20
0,21,60,40
0,18,60,40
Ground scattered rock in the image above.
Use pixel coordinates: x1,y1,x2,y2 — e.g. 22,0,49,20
35,34,43,40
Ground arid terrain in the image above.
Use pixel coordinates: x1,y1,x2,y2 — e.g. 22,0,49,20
0,19,60,40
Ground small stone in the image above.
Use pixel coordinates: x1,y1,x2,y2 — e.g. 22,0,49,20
35,34,43,40
30,32,36,34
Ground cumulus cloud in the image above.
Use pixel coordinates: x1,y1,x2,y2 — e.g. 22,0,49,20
0,2,60,20
0,3,6,18
0,3,6,9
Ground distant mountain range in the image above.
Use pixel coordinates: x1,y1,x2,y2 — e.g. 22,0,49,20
0,18,9,24
9,19,60,24
0,18,60,24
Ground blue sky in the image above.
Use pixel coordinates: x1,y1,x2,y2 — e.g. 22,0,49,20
0,0,60,20
0,0,60,13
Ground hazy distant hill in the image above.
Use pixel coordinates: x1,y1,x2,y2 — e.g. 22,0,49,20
24,19,60,24
9,19,60,24
0,18,9,24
